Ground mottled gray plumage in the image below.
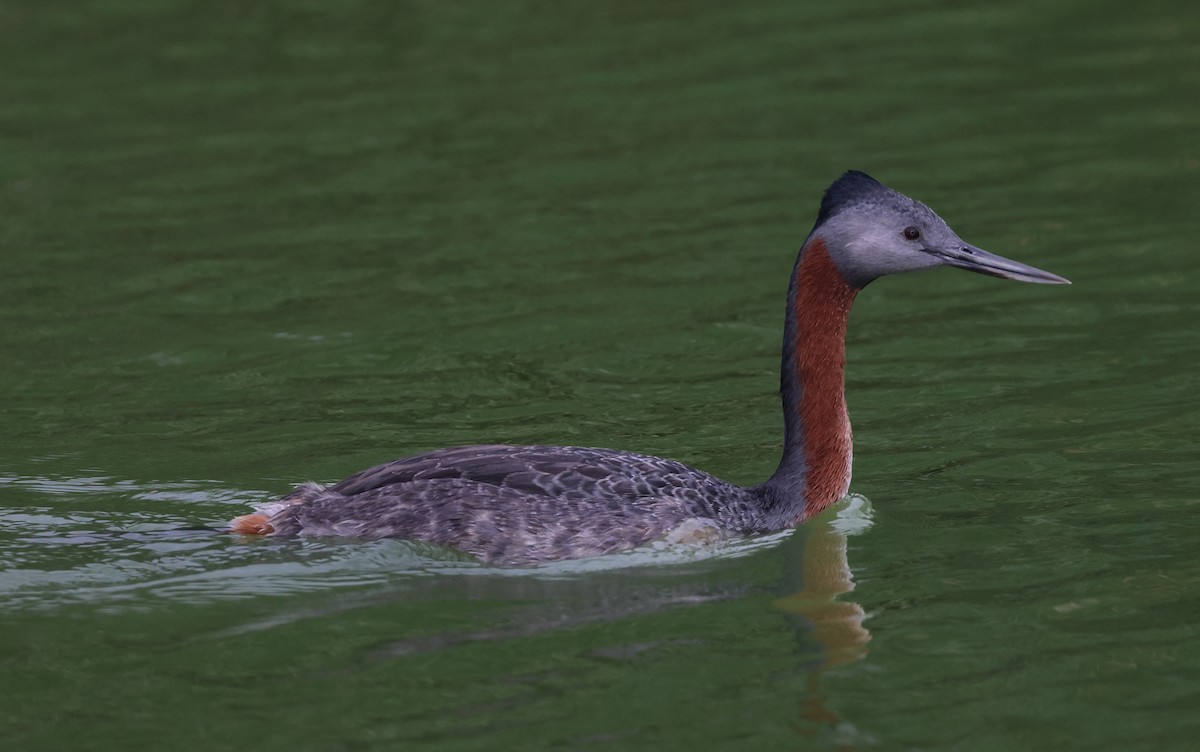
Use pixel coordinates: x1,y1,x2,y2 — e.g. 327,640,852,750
267,445,771,565
235,171,1068,566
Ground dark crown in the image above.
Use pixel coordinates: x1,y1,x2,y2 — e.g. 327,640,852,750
816,170,887,226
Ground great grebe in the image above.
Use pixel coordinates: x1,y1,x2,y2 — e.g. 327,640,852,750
230,171,1068,565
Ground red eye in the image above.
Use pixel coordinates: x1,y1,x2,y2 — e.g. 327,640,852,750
903,226,921,241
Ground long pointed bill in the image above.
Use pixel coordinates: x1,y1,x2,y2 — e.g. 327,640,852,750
929,244,1071,285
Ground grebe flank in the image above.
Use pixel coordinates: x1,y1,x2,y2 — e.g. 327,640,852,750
231,171,1069,565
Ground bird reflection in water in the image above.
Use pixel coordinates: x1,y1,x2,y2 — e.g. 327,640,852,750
773,497,873,742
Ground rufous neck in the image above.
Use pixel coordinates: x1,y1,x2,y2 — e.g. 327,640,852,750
763,235,859,523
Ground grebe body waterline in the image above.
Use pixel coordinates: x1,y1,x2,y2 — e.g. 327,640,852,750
231,171,1068,565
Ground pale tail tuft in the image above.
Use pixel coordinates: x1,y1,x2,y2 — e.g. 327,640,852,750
229,513,275,535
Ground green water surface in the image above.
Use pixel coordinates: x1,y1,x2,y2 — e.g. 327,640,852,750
2,1,1198,750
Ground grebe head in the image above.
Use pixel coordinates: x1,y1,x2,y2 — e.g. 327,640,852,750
814,171,1070,288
